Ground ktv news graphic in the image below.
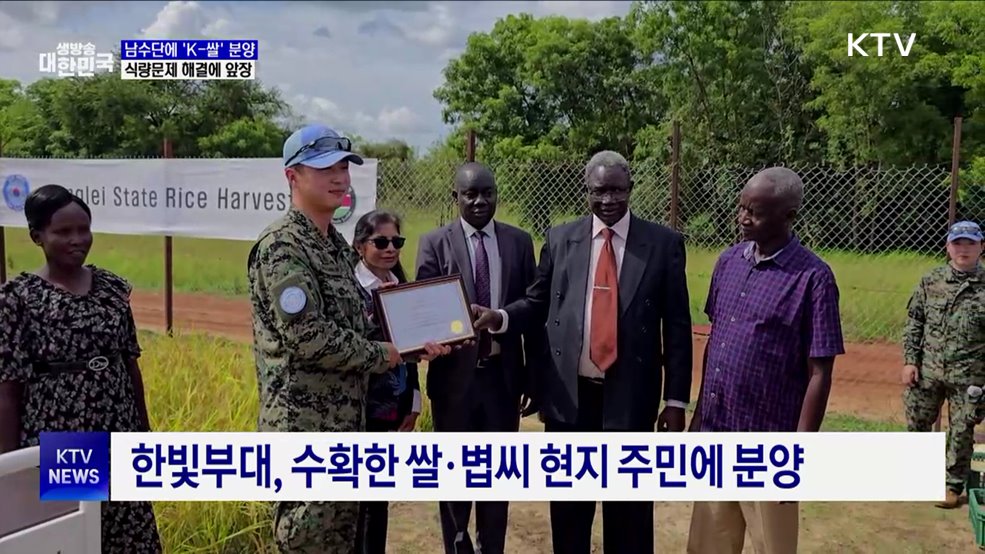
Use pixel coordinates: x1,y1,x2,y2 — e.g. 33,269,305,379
119,39,258,81
42,431,948,503
39,432,109,502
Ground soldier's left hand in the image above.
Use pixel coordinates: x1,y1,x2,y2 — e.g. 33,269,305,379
416,341,452,362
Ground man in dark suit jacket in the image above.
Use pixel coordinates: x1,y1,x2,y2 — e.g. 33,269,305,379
474,150,694,553
415,162,545,554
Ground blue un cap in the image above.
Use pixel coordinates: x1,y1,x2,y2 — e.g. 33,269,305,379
282,124,363,169
947,220,983,243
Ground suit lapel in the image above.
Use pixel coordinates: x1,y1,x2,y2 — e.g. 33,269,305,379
567,216,593,333
448,221,476,302
494,221,512,300
619,215,649,316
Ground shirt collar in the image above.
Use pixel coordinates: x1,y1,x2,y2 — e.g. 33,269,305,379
460,217,496,239
288,206,336,248
947,262,985,283
355,260,396,291
592,210,631,240
743,235,800,266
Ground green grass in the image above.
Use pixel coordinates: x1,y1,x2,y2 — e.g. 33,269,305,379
134,331,963,553
2,206,945,342
820,413,907,432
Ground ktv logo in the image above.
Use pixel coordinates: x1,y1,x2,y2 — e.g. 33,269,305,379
847,33,916,57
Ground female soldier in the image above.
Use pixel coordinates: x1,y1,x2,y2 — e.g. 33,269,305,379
0,184,161,552
351,209,422,553
902,220,985,509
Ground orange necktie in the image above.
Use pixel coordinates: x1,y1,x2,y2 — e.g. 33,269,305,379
590,228,618,371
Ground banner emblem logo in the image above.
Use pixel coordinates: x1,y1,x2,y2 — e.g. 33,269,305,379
2,174,30,211
332,186,356,225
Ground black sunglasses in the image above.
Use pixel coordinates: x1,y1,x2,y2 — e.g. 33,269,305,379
369,236,405,249
285,136,353,167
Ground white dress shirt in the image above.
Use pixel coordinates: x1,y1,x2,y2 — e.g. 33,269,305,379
355,261,422,414
494,211,687,409
461,217,502,355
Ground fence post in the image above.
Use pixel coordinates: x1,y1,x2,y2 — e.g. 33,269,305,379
0,141,6,284
465,128,476,163
934,116,963,434
162,138,174,336
948,116,963,226
669,121,681,230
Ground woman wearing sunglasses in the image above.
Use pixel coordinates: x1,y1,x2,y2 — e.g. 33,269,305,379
351,209,420,553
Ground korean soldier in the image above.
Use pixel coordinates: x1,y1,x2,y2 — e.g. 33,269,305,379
902,220,985,509
248,123,449,552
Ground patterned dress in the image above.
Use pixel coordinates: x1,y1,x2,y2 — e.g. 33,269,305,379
0,265,162,553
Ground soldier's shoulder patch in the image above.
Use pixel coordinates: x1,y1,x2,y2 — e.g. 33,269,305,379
271,274,316,321
279,285,307,314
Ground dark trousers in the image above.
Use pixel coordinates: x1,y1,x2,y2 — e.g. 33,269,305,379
357,417,400,554
543,377,654,554
432,357,519,554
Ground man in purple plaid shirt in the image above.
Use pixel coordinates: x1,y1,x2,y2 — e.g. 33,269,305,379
686,167,845,554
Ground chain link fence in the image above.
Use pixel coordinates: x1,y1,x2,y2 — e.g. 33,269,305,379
375,158,959,344
0,147,963,345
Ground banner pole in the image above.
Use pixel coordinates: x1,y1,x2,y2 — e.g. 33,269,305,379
0,226,6,284
0,142,6,284
162,139,174,336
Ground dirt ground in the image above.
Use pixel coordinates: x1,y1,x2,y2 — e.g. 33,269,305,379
130,290,910,423
382,499,974,553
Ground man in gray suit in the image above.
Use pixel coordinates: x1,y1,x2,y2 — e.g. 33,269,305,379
415,162,545,554
474,151,693,553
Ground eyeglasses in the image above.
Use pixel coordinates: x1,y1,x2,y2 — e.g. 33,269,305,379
285,136,353,167
369,236,405,249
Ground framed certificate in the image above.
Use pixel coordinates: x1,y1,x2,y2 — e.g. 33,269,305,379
371,274,478,355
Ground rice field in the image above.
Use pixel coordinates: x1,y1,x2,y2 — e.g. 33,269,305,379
134,331,973,553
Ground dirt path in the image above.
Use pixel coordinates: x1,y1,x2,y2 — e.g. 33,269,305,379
131,291,908,422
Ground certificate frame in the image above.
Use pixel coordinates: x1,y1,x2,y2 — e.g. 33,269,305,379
371,273,478,356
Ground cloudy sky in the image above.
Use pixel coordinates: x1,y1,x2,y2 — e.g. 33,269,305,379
0,0,632,151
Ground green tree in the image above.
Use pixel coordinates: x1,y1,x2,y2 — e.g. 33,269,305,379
198,116,288,158
0,79,40,156
630,0,823,166
434,13,663,161
353,138,415,161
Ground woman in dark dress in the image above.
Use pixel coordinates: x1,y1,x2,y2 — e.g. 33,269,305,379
0,184,162,553
351,210,421,553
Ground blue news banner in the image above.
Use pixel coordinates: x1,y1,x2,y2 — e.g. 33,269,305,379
120,40,259,60
40,432,944,503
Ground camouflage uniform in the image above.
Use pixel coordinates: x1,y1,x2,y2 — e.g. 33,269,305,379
248,207,390,553
903,263,985,493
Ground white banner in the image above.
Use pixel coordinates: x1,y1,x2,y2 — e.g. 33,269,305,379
0,158,377,243
108,432,946,502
